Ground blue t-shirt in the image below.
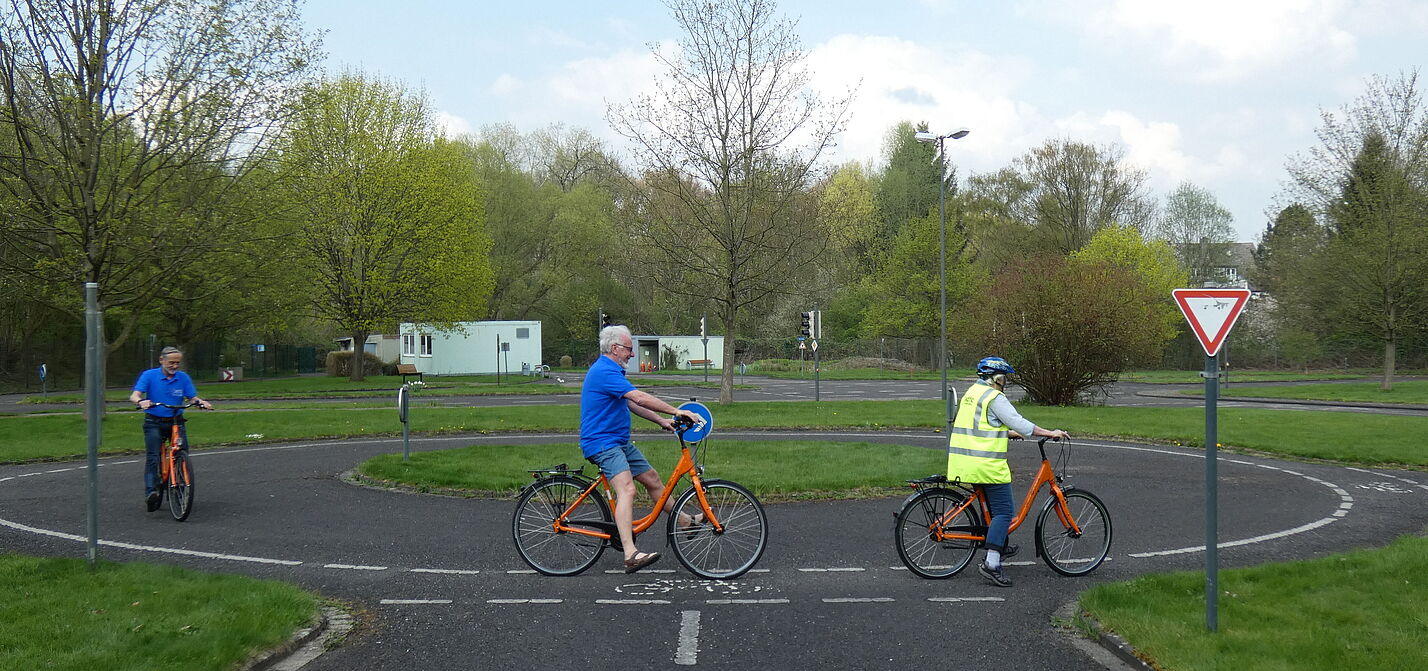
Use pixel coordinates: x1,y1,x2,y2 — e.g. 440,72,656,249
579,355,637,457
132,368,198,418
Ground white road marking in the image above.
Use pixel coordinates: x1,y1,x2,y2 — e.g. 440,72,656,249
380,599,453,605
705,599,788,604
604,568,676,574
821,597,895,603
674,610,701,666
324,563,388,571
410,568,480,575
487,599,563,604
597,599,671,605
1128,517,1339,557
0,517,303,565
797,567,865,572
506,570,537,574
927,597,1006,603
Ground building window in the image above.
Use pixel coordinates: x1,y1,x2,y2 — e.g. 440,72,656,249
516,328,530,339
420,334,433,356
402,334,415,356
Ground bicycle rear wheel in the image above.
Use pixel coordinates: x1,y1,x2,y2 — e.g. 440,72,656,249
667,480,767,580
167,451,194,522
894,488,982,579
1035,488,1111,576
512,476,611,576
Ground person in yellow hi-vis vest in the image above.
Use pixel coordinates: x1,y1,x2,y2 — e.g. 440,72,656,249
948,356,1069,587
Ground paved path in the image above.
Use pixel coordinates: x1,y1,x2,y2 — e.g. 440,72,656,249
4,428,1426,669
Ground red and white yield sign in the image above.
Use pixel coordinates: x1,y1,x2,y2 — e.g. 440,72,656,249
1172,289,1251,357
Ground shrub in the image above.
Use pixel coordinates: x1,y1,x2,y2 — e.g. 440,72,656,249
325,350,387,377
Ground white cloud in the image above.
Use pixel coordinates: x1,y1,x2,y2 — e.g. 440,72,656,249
1057,0,1358,81
434,110,474,139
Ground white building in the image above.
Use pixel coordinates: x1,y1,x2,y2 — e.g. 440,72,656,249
335,334,402,364
625,334,725,374
398,321,543,376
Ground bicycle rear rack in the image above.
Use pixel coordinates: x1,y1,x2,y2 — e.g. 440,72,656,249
526,463,588,480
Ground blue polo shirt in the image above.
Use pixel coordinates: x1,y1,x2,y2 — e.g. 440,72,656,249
132,368,198,418
579,355,637,457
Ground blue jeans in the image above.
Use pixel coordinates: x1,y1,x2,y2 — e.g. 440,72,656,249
143,415,188,495
981,482,1014,551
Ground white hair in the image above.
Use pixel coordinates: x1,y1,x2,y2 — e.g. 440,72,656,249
159,346,183,361
599,325,631,353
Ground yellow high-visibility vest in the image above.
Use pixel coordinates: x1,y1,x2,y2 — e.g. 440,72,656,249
947,380,1011,484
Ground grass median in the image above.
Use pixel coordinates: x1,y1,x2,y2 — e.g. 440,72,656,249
3,401,1427,468
358,440,947,501
1079,533,1428,670
0,554,319,671
1188,380,1428,405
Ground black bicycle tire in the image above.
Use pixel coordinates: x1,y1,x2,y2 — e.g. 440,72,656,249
666,479,767,580
1035,488,1111,576
511,476,611,576
894,487,982,579
168,450,194,522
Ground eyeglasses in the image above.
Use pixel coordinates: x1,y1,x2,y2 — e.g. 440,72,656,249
613,343,633,352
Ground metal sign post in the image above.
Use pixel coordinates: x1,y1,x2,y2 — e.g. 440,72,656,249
701,312,709,384
1172,288,1251,633
84,283,101,567
39,363,47,398
398,384,412,461
811,339,820,402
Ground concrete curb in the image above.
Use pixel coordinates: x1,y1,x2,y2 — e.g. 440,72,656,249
240,604,355,671
1053,601,1156,671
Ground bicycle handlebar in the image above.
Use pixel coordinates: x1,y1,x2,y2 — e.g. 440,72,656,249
136,400,209,411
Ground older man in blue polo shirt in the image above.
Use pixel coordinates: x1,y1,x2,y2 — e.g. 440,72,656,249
582,325,700,573
129,346,213,512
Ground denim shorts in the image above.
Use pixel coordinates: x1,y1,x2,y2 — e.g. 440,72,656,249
587,443,652,479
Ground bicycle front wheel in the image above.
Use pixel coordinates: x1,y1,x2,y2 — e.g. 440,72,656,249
1035,488,1111,576
894,488,982,579
512,476,611,576
667,480,767,580
168,451,194,522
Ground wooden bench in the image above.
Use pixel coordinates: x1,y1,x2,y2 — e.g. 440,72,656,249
397,363,423,384
687,359,712,370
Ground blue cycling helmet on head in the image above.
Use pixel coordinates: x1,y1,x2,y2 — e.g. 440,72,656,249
976,356,1015,377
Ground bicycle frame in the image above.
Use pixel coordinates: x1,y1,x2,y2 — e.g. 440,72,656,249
542,432,723,541
933,440,1083,544
158,417,185,486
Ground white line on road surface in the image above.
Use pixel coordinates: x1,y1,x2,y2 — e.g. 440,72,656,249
927,597,1006,603
410,568,480,575
821,597,895,603
674,610,701,666
598,599,671,605
380,599,453,605
603,568,676,574
0,517,304,565
487,599,563,604
706,599,788,604
324,563,388,571
798,567,865,572
1128,517,1339,557
506,570,537,574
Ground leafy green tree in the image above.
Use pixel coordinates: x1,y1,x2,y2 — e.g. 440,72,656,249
1157,182,1237,285
281,74,493,380
874,122,942,246
607,0,853,404
1284,71,1428,389
0,0,319,353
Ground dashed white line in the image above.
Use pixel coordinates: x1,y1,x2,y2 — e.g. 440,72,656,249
380,599,452,605
487,598,563,604
706,599,788,604
927,597,1006,603
603,568,676,574
324,563,388,571
410,568,480,575
506,569,537,574
598,599,671,605
798,567,865,572
674,610,701,666
821,597,895,603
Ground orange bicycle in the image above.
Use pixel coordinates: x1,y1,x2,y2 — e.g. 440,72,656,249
512,415,767,579
894,437,1111,578
141,401,204,521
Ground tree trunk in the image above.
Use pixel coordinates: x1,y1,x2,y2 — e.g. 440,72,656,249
719,300,736,405
350,330,369,382
1381,339,1395,392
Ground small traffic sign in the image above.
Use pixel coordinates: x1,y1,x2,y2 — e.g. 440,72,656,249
38,363,47,381
810,339,818,352
677,401,713,442
797,341,806,350
220,369,235,382
1173,289,1251,357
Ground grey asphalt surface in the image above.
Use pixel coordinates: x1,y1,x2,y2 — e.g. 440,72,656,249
3,377,1428,669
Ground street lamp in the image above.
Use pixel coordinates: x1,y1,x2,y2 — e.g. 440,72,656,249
914,126,970,435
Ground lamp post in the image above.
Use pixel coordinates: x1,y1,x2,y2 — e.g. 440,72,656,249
914,127,970,434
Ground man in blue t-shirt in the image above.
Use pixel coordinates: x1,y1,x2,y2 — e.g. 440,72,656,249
129,346,213,512
581,325,700,573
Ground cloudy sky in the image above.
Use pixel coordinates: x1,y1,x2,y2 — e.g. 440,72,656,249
302,0,1427,242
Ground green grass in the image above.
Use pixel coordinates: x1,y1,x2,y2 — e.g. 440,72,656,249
4,401,1428,468
359,440,946,500
1203,380,1428,405
0,554,318,671
1121,369,1428,384
1080,534,1428,671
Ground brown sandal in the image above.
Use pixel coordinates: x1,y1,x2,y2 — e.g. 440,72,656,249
623,551,661,573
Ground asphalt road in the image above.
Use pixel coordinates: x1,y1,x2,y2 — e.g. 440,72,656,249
4,418,1427,669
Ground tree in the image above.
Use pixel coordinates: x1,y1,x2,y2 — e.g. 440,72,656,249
0,0,319,353
965,139,1156,262
955,226,1184,405
1284,70,1428,389
607,0,853,404
1156,182,1237,285
281,74,493,380
873,121,942,249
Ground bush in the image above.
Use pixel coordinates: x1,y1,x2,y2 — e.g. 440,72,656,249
325,350,387,377
559,355,572,368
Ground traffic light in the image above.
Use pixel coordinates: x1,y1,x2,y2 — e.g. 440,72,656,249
799,312,811,338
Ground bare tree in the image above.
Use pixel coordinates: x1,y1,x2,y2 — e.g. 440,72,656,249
607,0,853,404
1156,181,1237,285
0,0,319,352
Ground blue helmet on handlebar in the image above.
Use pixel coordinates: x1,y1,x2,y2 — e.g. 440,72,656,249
976,356,1015,377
